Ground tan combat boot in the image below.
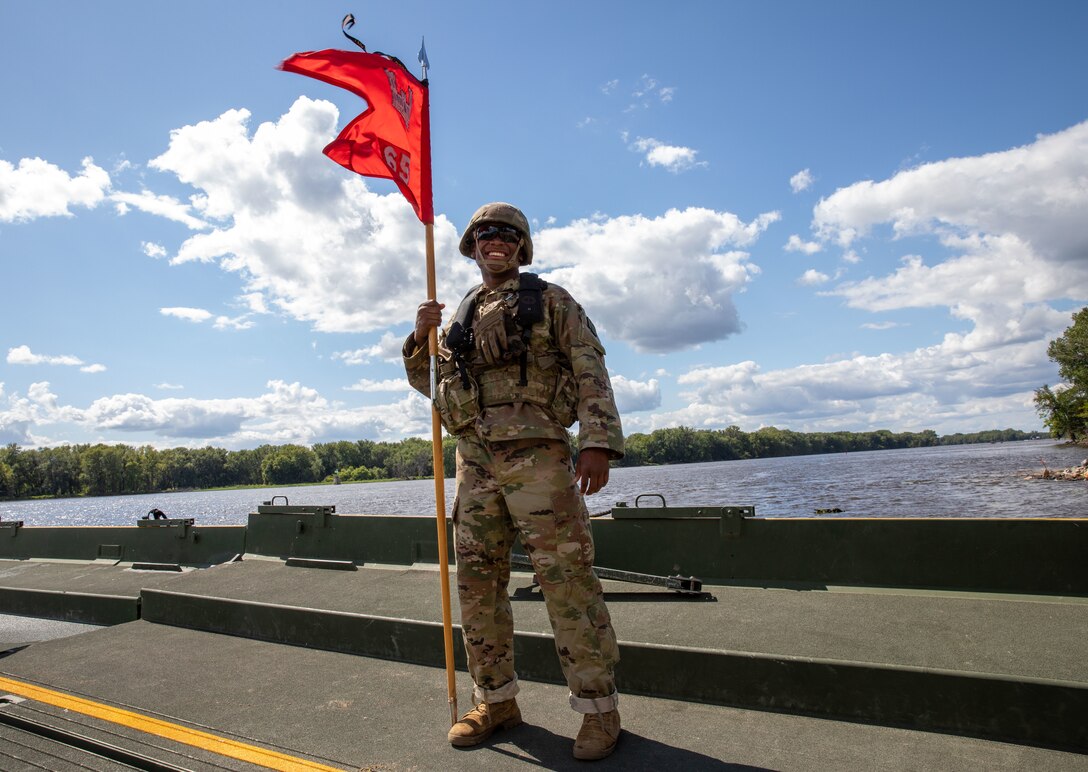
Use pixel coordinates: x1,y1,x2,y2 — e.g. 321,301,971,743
447,698,522,747
572,709,621,760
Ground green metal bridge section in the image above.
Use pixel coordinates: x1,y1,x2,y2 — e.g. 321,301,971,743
1,500,1086,754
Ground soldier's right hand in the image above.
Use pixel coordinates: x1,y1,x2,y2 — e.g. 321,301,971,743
413,299,445,347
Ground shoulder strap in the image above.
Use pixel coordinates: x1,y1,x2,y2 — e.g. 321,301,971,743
446,283,482,353
444,283,481,389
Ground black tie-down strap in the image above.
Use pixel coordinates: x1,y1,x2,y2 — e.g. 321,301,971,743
515,274,545,385
510,554,716,600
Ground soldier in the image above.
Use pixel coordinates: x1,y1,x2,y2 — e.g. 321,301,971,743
403,202,625,760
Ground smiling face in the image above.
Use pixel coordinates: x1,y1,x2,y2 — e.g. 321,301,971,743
473,223,524,286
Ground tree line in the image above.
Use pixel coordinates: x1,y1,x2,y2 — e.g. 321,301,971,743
0,427,1042,501
614,426,1042,467
0,439,456,501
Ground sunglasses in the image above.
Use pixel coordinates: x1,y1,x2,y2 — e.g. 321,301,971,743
475,225,521,244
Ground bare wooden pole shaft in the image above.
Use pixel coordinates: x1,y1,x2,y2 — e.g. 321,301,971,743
425,222,459,726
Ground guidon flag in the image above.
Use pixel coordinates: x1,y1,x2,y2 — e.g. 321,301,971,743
281,49,433,224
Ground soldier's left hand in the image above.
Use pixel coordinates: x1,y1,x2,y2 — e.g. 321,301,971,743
575,448,611,496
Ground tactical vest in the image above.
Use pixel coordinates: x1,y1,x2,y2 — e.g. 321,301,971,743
434,274,577,434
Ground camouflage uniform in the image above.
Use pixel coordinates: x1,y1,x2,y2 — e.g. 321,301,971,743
404,277,624,713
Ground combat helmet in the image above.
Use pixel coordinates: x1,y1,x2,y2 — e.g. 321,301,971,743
458,202,534,265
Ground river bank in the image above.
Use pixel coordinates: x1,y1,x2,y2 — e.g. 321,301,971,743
1028,457,1088,480
3,440,1086,526
0,474,403,506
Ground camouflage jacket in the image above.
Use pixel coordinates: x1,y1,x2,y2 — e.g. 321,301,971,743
403,276,624,458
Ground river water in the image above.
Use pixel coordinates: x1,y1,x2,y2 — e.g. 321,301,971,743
2,440,1086,527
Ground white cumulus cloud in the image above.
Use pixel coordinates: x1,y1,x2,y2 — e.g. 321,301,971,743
534,207,780,353
616,118,1088,436
142,241,168,258
790,169,814,193
647,302,1067,435
0,156,110,222
112,190,208,230
7,345,103,372
714,118,1088,435
334,332,406,365
785,234,822,254
160,307,213,323
813,119,1088,269
611,375,661,413
120,99,774,359
0,382,84,445
213,315,254,330
344,378,411,392
145,97,470,334
810,120,1088,375
8,345,82,366
798,269,830,286
0,380,431,447
77,380,432,446
628,136,706,173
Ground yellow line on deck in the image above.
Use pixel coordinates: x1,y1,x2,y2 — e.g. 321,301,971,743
0,675,346,771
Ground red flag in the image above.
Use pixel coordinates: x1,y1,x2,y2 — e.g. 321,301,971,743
281,49,433,224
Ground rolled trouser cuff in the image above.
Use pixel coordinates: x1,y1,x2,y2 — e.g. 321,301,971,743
569,691,619,714
473,676,520,704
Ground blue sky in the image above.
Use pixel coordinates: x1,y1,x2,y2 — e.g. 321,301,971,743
2,1,1087,449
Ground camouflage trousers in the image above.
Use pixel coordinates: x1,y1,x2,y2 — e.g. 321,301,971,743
454,434,619,711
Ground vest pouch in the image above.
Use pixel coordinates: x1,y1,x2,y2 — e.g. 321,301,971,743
478,363,552,409
435,372,481,434
550,368,578,428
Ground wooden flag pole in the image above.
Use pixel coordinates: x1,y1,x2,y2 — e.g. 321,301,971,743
425,221,459,726
285,23,454,725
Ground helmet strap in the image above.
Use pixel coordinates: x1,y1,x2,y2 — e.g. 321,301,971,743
475,241,522,273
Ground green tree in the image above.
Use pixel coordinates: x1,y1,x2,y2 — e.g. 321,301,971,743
913,430,940,447
0,459,15,498
132,446,160,492
750,426,794,458
386,437,434,478
1048,308,1088,386
261,445,322,484
42,446,81,496
616,433,648,467
442,435,456,478
225,448,264,486
340,464,384,482
645,426,703,464
368,441,397,474
10,447,44,498
79,444,126,496
1035,308,1088,441
191,446,229,489
314,440,379,479
157,448,196,490
1034,385,1084,442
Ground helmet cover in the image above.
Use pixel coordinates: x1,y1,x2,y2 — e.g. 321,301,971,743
458,202,534,265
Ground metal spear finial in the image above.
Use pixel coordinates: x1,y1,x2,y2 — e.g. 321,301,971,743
418,36,430,80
